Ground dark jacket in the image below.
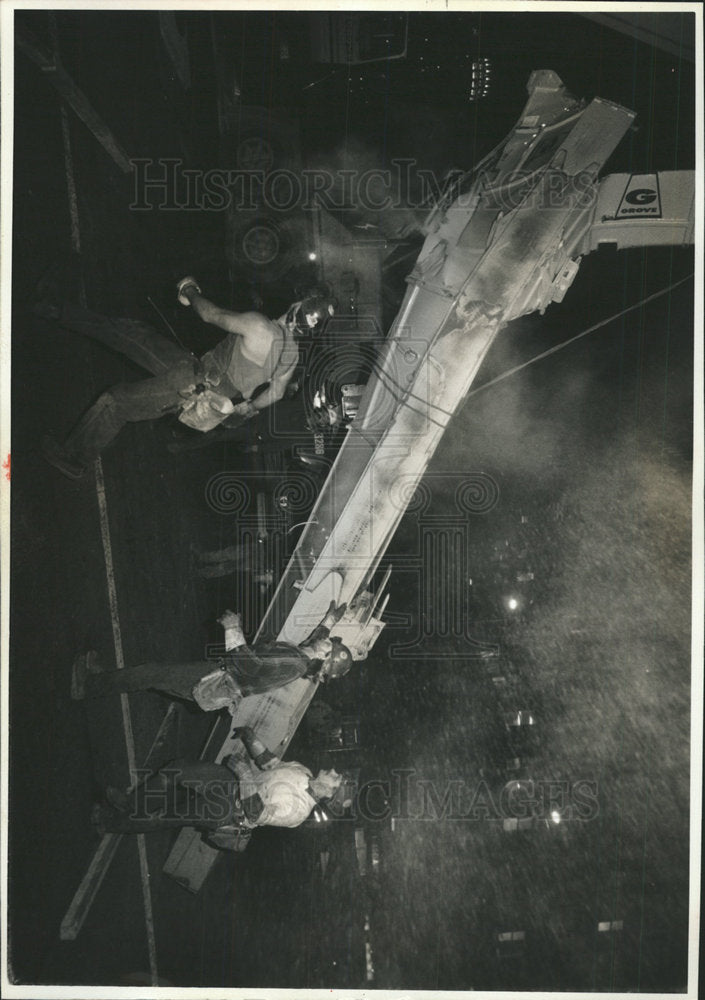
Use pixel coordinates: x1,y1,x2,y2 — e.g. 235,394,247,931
223,640,314,696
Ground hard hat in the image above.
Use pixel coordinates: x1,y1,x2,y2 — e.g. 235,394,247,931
290,294,337,333
301,293,337,320
323,638,353,679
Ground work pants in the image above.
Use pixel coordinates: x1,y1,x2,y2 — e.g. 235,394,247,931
101,759,239,831
58,304,199,462
83,658,212,702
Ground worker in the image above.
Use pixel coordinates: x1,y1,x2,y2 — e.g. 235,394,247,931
93,726,348,846
39,278,336,478
71,603,353,710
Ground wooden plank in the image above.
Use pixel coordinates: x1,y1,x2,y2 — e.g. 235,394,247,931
60,833,124,940
94,455,158,982
15,25,132,174
158,13,191,90
59,704,177,937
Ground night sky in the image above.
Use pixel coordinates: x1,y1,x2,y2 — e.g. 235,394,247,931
5,7,698,995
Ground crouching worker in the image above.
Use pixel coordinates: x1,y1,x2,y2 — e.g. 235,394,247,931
71,604,352,711
94,726,347,849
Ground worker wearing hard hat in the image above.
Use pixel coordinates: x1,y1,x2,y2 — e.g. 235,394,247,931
40,278,335,478
71,602,352,711
94,727,349,845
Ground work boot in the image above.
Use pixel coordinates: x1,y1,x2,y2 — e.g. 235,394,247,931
71,650,101,700
42,434,87,480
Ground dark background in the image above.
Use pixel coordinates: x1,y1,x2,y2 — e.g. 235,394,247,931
8,8,697,992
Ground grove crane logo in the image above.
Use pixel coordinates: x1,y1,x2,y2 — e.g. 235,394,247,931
616,173,662,217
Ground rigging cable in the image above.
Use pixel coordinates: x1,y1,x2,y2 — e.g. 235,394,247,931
464,272,694,402
365,272,694,422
